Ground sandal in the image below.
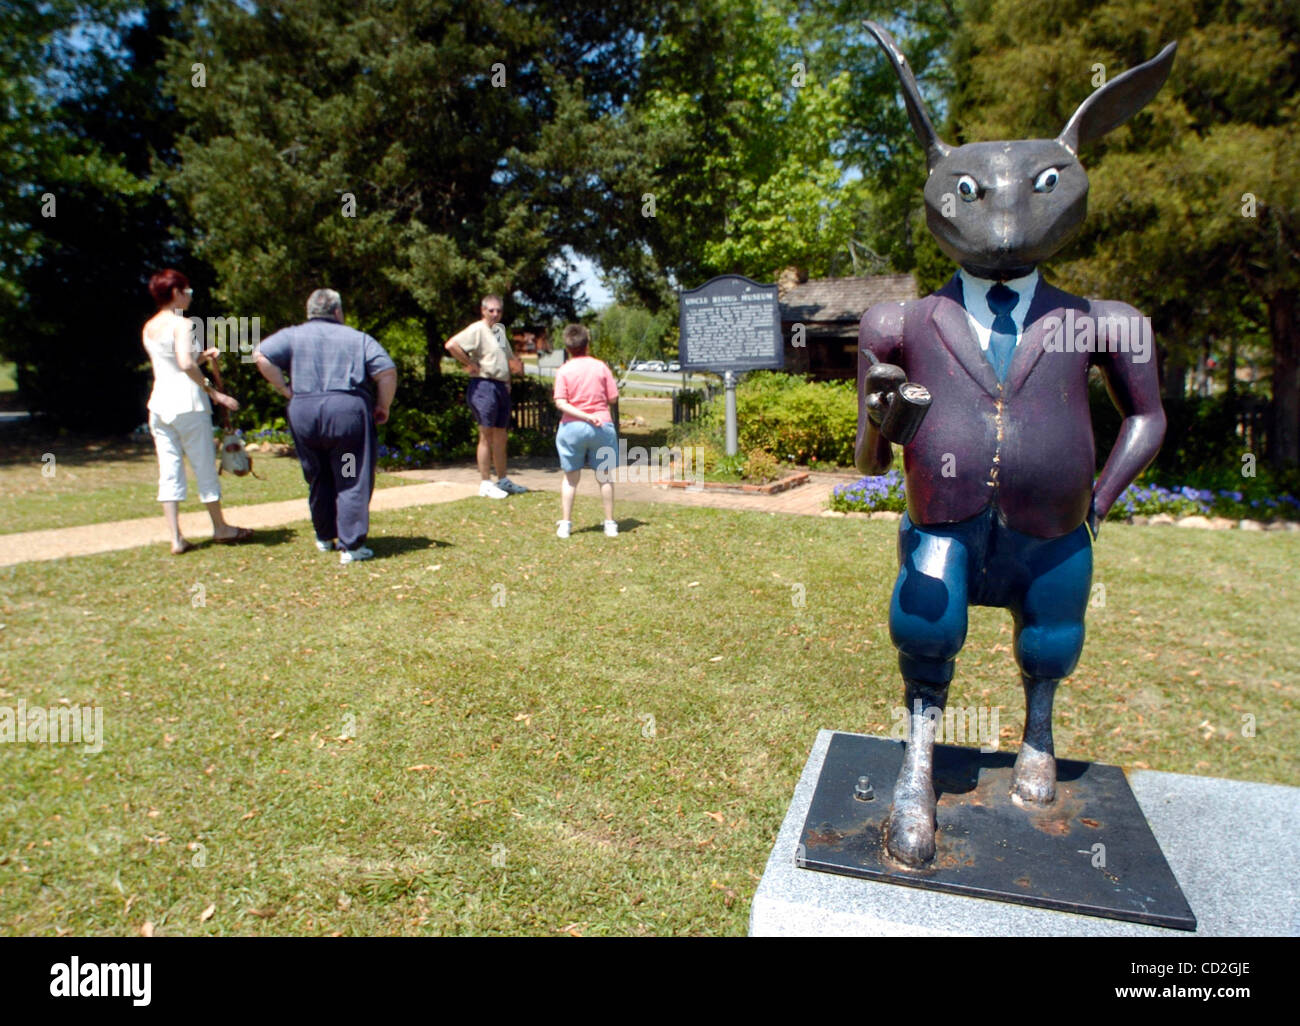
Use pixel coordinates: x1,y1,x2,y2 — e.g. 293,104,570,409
212,527,254,545
171,539,195,555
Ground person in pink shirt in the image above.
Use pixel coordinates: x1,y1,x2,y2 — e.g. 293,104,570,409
552,324,619,538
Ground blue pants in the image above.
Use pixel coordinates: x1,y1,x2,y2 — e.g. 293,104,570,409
287,392,376,550
890,509,1093,685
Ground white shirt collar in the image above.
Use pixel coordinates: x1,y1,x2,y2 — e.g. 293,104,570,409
958,268,1040,349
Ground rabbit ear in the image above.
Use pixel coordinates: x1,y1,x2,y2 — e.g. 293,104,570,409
864,20,950,170
1058,42,1177,153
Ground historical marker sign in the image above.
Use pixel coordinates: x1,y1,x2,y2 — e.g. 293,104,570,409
679,275,783,372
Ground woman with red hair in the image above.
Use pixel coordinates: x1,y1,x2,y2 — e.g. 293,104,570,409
142,269,251,553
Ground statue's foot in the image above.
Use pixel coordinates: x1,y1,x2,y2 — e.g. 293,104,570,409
1012,744,1057,806
885,793,936,866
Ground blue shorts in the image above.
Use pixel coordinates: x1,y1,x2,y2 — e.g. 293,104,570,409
890,508,1093,685
467,378,511,429
556,420,618,472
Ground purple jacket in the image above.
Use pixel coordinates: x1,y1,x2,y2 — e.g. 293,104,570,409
857,274,1166,538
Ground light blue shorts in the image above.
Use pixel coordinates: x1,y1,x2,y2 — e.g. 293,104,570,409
556,420,618,472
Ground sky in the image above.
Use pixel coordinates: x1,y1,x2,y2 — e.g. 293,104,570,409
563,249,614,311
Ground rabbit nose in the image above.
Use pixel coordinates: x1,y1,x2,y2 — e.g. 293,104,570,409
990,211,1020,249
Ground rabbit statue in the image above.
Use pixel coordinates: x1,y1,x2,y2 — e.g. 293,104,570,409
857,22,1176,867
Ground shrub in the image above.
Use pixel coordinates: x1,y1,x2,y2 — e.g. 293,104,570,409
250,371,557,470
675,371,857,466
743,447,781,484
377,406,477,467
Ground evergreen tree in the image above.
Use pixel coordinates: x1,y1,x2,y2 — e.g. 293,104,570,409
165,0,663,400
947,0,1299,467
0,0,190,430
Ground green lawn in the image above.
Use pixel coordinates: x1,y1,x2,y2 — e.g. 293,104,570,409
617,396,672,450
0,444,413,535
1,492,1296,936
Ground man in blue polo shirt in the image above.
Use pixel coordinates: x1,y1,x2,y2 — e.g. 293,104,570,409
253,289,397,563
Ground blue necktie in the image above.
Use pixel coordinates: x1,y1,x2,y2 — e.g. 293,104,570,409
986,283,1018,381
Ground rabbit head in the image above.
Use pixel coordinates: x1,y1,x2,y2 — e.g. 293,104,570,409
865,22,1175,279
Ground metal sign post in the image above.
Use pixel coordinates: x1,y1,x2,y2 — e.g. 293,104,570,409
724,370,738,456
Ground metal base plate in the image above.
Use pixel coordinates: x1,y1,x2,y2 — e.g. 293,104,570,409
799,733,1197,931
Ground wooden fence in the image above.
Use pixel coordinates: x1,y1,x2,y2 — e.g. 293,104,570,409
672,387,715,425
1235,398,1270,455
510,398,620,433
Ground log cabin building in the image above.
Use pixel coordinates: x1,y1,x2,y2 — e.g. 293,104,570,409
777,269,917,380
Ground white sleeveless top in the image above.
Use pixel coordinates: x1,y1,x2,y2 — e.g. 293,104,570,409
143,314,210,421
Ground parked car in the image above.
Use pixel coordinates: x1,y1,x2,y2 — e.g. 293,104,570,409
642,360,667,372
667,361,681,372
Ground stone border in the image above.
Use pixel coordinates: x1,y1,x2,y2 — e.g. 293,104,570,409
662,471,810,495
245,442,295,457
1128,514,1299,531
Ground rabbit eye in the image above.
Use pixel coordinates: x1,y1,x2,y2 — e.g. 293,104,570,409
1034,168,1060,193
956,175,979,202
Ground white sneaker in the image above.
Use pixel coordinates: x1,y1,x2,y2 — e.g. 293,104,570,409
556,520,571,539
479,480,508,499
496,477,529,495
315,538,337,552
339,546,374,564
604,520,618,537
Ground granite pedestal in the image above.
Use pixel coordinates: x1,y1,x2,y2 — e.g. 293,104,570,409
749,730,1300,937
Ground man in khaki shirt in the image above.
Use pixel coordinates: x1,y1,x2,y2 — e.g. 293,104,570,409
445,294,527,498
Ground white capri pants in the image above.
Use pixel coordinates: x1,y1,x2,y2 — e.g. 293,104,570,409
150,410,222,504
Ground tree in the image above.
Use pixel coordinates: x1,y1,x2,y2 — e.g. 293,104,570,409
946,0,1299,467
590,303,674,371
551,1,971,307
0,1,196,430
599,0,877,297
165,0,665,402
798,1,968,293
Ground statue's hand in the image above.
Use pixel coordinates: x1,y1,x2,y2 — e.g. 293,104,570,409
864,363,906,427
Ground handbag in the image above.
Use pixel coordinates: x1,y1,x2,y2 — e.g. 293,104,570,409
207,357,262,479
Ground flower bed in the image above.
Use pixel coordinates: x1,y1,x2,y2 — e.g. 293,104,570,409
1112,483,1300,522
830,472,1300,523
828,470,907,514
245,427,293,447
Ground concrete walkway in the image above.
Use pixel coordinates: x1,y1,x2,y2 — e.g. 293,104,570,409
0,464,851,567
388,464,851,517
0,481,480,567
